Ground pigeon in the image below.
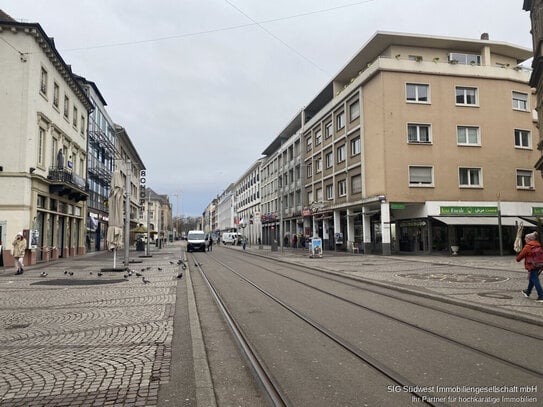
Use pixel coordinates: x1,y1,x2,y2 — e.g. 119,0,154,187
169,261,174,265
124,274,128,279
176,272,183,279
136,272,142,277
40,271,47,277
182,265,187,270
158,267,163,271
142,276,150,284
176,260,183,265
146,266,151,270
64,270,68,275
97,272,103,277
69,272,74,276
128,271,133,277
89,271,93,275
141,268,145,272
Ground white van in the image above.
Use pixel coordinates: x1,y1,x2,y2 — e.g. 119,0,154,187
222,232,240,245
187,230,206,252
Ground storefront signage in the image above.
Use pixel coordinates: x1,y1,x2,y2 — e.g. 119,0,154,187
532,207,543,216
440,206,498,215
139,170,147,207
390,203,405,209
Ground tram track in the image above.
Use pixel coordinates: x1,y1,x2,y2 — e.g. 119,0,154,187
190,252,447,406
230,253,543,342
189,249,543,406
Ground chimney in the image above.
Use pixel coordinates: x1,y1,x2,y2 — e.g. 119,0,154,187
481,33,489,40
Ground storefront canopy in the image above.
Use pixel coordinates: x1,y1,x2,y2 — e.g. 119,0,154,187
432,216,535,226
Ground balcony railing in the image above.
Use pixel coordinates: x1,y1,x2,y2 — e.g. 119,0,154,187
48,166,88,201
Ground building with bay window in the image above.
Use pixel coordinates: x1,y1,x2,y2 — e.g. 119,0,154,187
0,10,92,266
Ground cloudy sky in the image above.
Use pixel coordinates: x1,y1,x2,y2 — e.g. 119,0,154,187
2,1,533,216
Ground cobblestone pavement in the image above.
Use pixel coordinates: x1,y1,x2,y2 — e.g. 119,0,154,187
0,245,183,407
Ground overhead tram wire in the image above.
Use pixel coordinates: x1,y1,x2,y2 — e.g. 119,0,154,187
60,0,376,53
224,0,331,77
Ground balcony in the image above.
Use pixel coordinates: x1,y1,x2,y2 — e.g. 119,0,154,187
48,166,89,202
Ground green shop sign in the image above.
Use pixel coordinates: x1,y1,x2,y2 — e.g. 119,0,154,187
440,206,498,215
533,207,543,216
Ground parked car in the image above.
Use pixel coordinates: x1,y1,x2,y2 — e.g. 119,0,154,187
222,232,241,245
187,230,206,252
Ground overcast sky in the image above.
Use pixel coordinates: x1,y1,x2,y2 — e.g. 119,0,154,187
2,0,533,216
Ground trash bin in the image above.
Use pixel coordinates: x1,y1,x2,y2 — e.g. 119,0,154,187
136,240,145,251
271,239,278,252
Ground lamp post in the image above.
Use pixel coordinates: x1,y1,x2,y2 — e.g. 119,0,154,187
169,193,179,240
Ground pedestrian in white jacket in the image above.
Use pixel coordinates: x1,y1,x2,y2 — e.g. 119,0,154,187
12,232,26,275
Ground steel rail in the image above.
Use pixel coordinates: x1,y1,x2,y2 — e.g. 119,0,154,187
189,253,289,407
217,252,543,378
204,253,445,407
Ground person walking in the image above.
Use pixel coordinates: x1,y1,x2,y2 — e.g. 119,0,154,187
12,232,27,275
516,231,543,302
208,235,213,252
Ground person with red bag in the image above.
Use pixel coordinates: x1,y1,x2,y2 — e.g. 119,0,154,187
516,231,543,302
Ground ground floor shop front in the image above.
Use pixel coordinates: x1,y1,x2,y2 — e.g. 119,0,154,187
260,200,542,256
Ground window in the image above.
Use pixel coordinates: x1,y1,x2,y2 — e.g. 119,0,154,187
73,106,78,127
336,111,345,130
40,67,48,95
338,179,347,197
38,127,45,165
449,53,480,65
53,83,59,108
457,126,480,145
307,191,313,204
514,129,531,148
517,169,533,189
316,157,322,173
349,100,360,121
406,83,429,103
337,144,346,163
407,124,431,143
351,137,361,155
63,95,69,119
459,167,482,187
81,115,86,136
315,129,322,145
325,122,333,138
351,174,362,194
306,137,312,152
409,166,433,186
512,91,528,111
325,151,333,168
316,188,323,202
326,184,333,200
456,87,478,105
306,163,312,178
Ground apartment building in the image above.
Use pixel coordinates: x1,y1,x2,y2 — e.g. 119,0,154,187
303,31,539,255
260,113,304,247
0,10,93,266
524,0,543,173
75,75,116,253
114,125,146,246
216,184,235,233
234,159,263,245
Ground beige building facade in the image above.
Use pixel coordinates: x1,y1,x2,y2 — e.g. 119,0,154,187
0,11,92,266
303,32,540,255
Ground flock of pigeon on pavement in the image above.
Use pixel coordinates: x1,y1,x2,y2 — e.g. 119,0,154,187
38,258,188,283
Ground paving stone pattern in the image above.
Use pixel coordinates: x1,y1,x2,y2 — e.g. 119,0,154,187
0,250,180,407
